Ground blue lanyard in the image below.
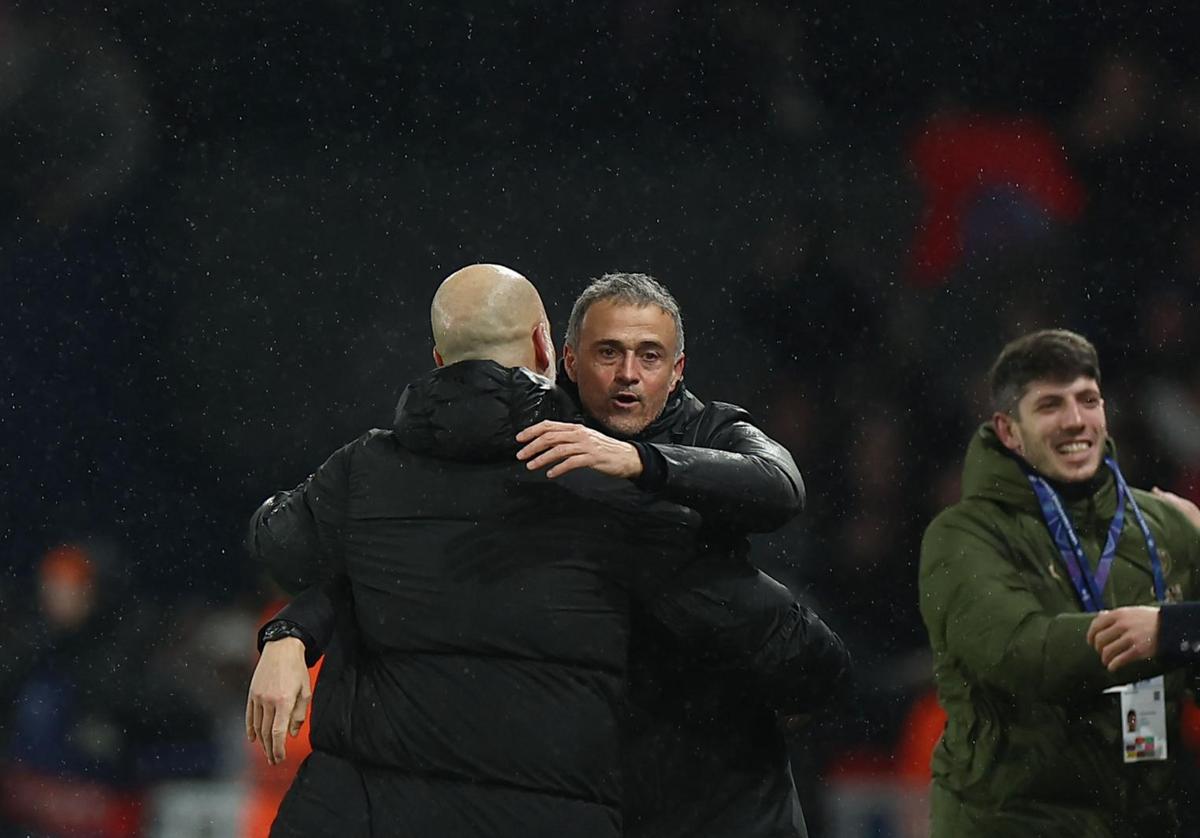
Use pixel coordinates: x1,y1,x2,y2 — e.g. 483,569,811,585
1026,457,1166,612
1109,461,1168,604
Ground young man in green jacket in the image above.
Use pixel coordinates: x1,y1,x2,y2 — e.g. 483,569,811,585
919,329,1200,838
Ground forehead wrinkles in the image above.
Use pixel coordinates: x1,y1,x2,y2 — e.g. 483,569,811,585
594,336,667,351
582,303,677,351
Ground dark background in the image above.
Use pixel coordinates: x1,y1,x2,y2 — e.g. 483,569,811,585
4,1,1200,831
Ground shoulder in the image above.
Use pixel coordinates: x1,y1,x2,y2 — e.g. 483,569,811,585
357,428,394,448
682,393,758,445
334,428,393,458
319,429,397,471
919,502,1027,609
921,500,1013,565
924,498,1000,539
702,400,752,423
1129,487,1188,531
702,400,755,432
1128,487,1199,554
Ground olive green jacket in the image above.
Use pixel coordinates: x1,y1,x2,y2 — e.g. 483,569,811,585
920,424,1200,838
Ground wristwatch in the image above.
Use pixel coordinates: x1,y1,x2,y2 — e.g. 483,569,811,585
257,619,313,654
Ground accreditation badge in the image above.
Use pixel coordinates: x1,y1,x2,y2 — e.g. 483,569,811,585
1106,676,1168,763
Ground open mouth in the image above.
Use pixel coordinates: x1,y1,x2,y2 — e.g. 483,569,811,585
1055,440,1093,456
611,393,640,409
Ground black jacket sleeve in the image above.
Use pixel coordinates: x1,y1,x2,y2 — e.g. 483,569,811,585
247,439,354,593
258,579,348,667
647,556,851,715
637,403,804,533
1160,602,1200,665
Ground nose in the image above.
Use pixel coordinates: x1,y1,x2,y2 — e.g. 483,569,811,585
615,352,638,384
1062,398,1085,429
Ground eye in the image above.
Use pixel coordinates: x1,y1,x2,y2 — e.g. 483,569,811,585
641,351,662,364
597,346,618,360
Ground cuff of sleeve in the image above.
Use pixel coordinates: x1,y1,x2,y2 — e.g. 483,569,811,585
1041,612,1118,698
257,619,321,667
632,442,668,491
1160,603,1200,665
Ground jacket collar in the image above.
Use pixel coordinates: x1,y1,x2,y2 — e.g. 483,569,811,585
553,359,696,442
393,360,572,461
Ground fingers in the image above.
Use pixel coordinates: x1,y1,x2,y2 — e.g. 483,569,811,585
289,688,312,738
258,702,277,764
1100,635,1130,668
251,697,264,748
247,639,311,765
1151,487,1200,525
1107,641,1141,672
246,691,257,742
272,684,314,761
1152,486,1178,501
271,708,289,764
517,429,583,464
250,689,306,764
515,420,574,444
526,444,590,473
1091,623,1127,653
1100,631,1155,670
516,432,567,462
545,454,594,479
1087,611,1115,646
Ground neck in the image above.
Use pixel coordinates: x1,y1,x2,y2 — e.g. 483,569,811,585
1044,466,1109,502
447,349,537,372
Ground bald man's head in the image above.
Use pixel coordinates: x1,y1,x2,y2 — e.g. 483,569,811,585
431,264,555,378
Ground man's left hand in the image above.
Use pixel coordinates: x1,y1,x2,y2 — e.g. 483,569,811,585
1087,606,1161,672
516,420,643,479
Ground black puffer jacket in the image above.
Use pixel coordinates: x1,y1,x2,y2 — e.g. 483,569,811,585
602,380,838,838
263,373,849,838
251,361,704,837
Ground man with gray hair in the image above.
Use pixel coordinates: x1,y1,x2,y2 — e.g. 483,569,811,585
513,271,836,838
252,270,848,838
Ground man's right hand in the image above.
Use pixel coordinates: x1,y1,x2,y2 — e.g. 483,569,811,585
246,636,311,765
1087,606,1161,672
516,420,644,479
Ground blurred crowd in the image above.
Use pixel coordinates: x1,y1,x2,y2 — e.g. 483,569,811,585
4,2,1200,835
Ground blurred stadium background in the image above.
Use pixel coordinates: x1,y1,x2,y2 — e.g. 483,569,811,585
4,2,1200,835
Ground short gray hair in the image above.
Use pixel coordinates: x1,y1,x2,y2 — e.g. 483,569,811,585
564,273,685,358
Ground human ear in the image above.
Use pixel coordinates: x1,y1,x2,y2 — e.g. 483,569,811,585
993,412,1023,454
563,342,579,382
669,353,686,392
532,322,554,377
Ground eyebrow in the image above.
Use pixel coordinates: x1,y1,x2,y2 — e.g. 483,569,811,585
594,339,667,351
1034,389,1099,406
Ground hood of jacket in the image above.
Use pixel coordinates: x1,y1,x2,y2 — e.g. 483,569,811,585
393,360,574,461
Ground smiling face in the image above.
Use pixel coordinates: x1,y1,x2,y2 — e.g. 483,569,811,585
994,375,1108,483
563,299,685,437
